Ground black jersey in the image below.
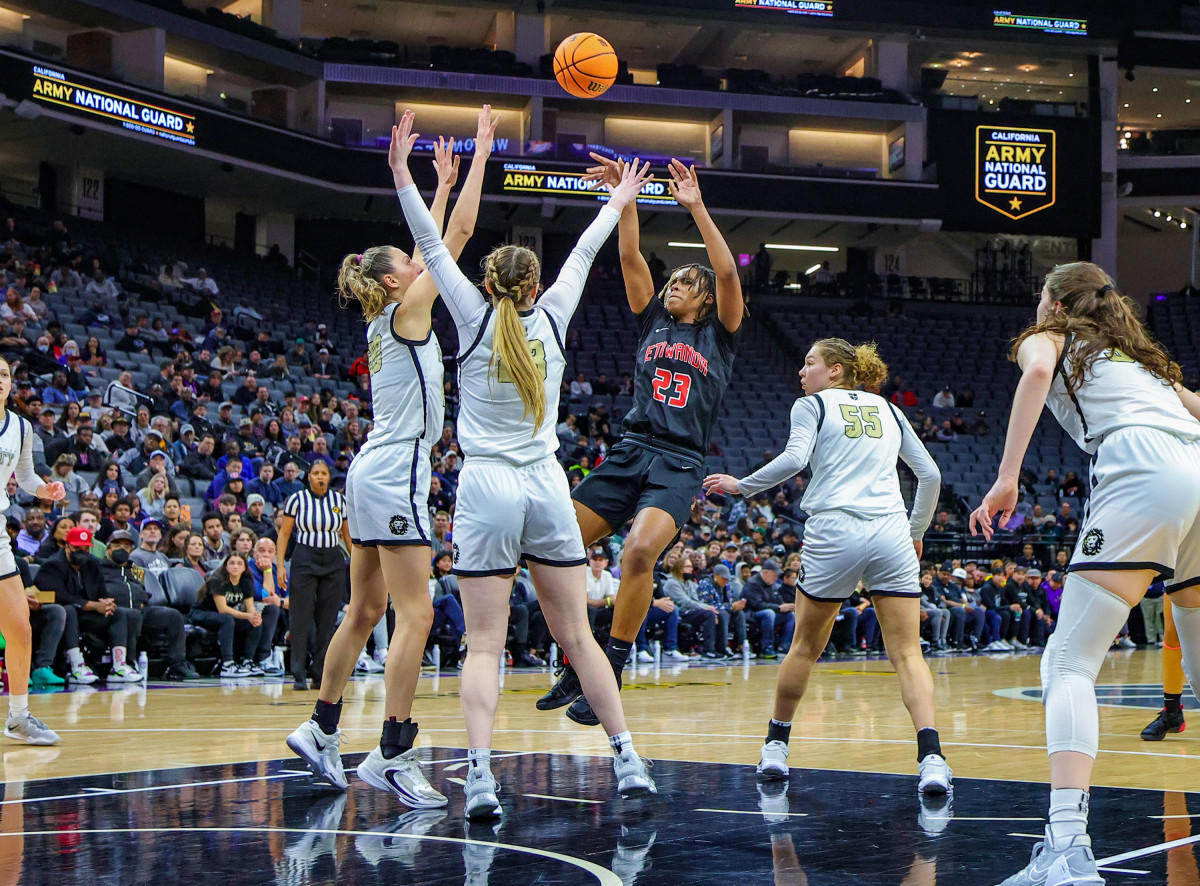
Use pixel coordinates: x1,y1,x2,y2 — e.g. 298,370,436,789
621,297,739,457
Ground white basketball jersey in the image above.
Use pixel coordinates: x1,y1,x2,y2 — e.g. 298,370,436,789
360,303,444,450
0,413,33,512
456,305,565,464
1046,334,1200,454
739,388,940,537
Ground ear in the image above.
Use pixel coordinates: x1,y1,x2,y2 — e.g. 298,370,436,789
483,279,493,295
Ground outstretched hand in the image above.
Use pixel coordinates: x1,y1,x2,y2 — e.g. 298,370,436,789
582,152,625,190
605,158,651,212
431,137,460,189
968,474,1019,540
36,481,66,502
474,104,502,157
388,109,419,187
702,473,741,496
667,158,703,210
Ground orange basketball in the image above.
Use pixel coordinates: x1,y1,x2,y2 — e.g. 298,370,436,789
553,32,618,99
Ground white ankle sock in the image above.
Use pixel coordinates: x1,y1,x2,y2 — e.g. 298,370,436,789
609,731,634,755
1047,788,1089,848
468,747,492,770
9,695,28,718
66,648,84,669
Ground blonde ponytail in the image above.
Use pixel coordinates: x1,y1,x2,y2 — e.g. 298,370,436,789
336,246,394,321
812,338,889,391
484,245,545,433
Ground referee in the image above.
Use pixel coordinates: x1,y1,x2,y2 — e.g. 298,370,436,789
276,460,351,690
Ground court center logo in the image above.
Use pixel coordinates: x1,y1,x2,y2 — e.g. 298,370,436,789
1081,528,1104,556
388,514,409,537
975,126,1056,221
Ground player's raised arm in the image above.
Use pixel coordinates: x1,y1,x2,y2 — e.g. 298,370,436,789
584,153,656,314
667,159,742,334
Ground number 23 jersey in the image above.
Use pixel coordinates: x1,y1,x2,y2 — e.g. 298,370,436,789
621,297,739,457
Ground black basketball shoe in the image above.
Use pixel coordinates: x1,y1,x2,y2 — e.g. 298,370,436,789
536,660,583,711
1141,708,1186,741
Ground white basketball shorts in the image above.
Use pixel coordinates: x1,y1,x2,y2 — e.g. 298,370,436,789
345,441,432,548
799,510,920,602
451,454,586,576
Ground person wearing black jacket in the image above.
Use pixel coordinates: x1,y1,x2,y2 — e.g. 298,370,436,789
182,434,219,481
1002,566,1035,648
739,560,793,659
977,567,1016,650
34,526,144,681
45,426,106,473
100,531,197,679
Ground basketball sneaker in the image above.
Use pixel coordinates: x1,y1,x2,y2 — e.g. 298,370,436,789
756,740,790,781
357,746,448,808
636,650,654,664
536,661,583,711
566,695,601,727
614,749,656,798
997,830,1104,886
356,809,447,868
107,663,142,683
286,720,348,790
30,667,64,687
1141,707,1186,740
4,712,61,746
284,792,347,870
68,663,98,684
918,792,953,837
917,754,953,794
463,766,502,820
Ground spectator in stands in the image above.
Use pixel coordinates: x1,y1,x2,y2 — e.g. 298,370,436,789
202,512,230,561
311,349,337,380
137,473,171,519
935,420,958,442
1059,471,1085,499
740,559,790,659
182,433,219,482
50,455,89,512
184,268,219,296
932,385,956,409
246,463,281,508
1055,501,1073,533
1,287,35,323
286,338,311,372
15,508,48,559
190,553,264,678
25,284,47,319
698,563,746,656
942,566,985,651
919,571,949,650
46,425,105,473
242,494,272,538
1016,542,1044,572
661,553,720,658
272,460,304,501
42,371,85,406
84,270,119,300
1029,504,1057,535
179,533,207,576
37,525,143,681
103,415,137,456
569,373,592,399
101,530,196,679
585,546,618,638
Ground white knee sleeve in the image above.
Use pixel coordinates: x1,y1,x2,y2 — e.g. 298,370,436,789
1041,574,1131,757
1169,602,1200,697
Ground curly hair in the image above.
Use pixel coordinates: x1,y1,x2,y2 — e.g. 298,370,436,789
811,338,889,392
1011,262,1181,392
336,247,394,321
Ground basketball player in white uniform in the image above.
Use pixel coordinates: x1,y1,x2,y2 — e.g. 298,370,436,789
0,357,65,745
288,107,499,808
704,338,952,796
971,262,1200,886
393,109,656,818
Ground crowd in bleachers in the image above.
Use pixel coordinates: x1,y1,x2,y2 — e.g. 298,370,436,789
0,197,1180,686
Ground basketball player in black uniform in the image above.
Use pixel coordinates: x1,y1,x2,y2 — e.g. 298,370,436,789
540,156,743,725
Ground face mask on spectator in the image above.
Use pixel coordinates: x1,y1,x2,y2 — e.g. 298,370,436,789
110,548,130,565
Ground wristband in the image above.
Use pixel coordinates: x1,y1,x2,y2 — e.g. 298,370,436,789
605,596,612,608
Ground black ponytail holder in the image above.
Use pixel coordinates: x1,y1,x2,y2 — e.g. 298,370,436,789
1097,284,1114,296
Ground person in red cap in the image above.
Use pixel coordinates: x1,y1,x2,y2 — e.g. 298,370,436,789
35,525,144,684
0,355,67,744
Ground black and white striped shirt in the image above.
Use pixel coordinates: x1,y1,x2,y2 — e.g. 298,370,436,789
283,488,346,549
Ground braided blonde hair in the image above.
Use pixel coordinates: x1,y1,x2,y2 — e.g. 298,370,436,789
484,245,545,431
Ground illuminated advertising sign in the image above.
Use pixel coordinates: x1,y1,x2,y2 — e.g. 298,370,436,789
975,126,1055,221
991,10,1087,36
733,0,834,16
30,64,197,145
500,163,677,206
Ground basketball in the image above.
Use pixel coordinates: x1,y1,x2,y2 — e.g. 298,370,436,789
553,32,618,99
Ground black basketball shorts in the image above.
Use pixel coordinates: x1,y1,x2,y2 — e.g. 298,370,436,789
571,439,703,531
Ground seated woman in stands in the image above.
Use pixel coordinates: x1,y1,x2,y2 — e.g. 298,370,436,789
190,553,265,678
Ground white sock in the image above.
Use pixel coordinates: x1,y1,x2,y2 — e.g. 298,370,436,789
468,747,492,770
66,647,84,669
9,695,28,718
113,646,127,667
1047,788,1089,848
609,730,634,756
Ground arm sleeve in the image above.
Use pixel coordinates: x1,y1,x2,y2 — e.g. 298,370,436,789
537,206,621,332
396,185,487,333
891,405,941,539
14,419,43,498
737,398,820,498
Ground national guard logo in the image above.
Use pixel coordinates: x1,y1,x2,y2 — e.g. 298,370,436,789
1080,528,1104,557
388,515,409,537
453,543,460,564
976,126,1055,221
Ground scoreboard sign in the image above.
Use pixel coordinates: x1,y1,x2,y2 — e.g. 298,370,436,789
975,126,1055,221
929,111,1097,238
733,0,834,16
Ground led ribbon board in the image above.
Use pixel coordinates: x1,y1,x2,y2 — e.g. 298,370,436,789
975,126,1055,221
992,10,1087,36
733,0,834,16
501,163,677,206
31,64,197,146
